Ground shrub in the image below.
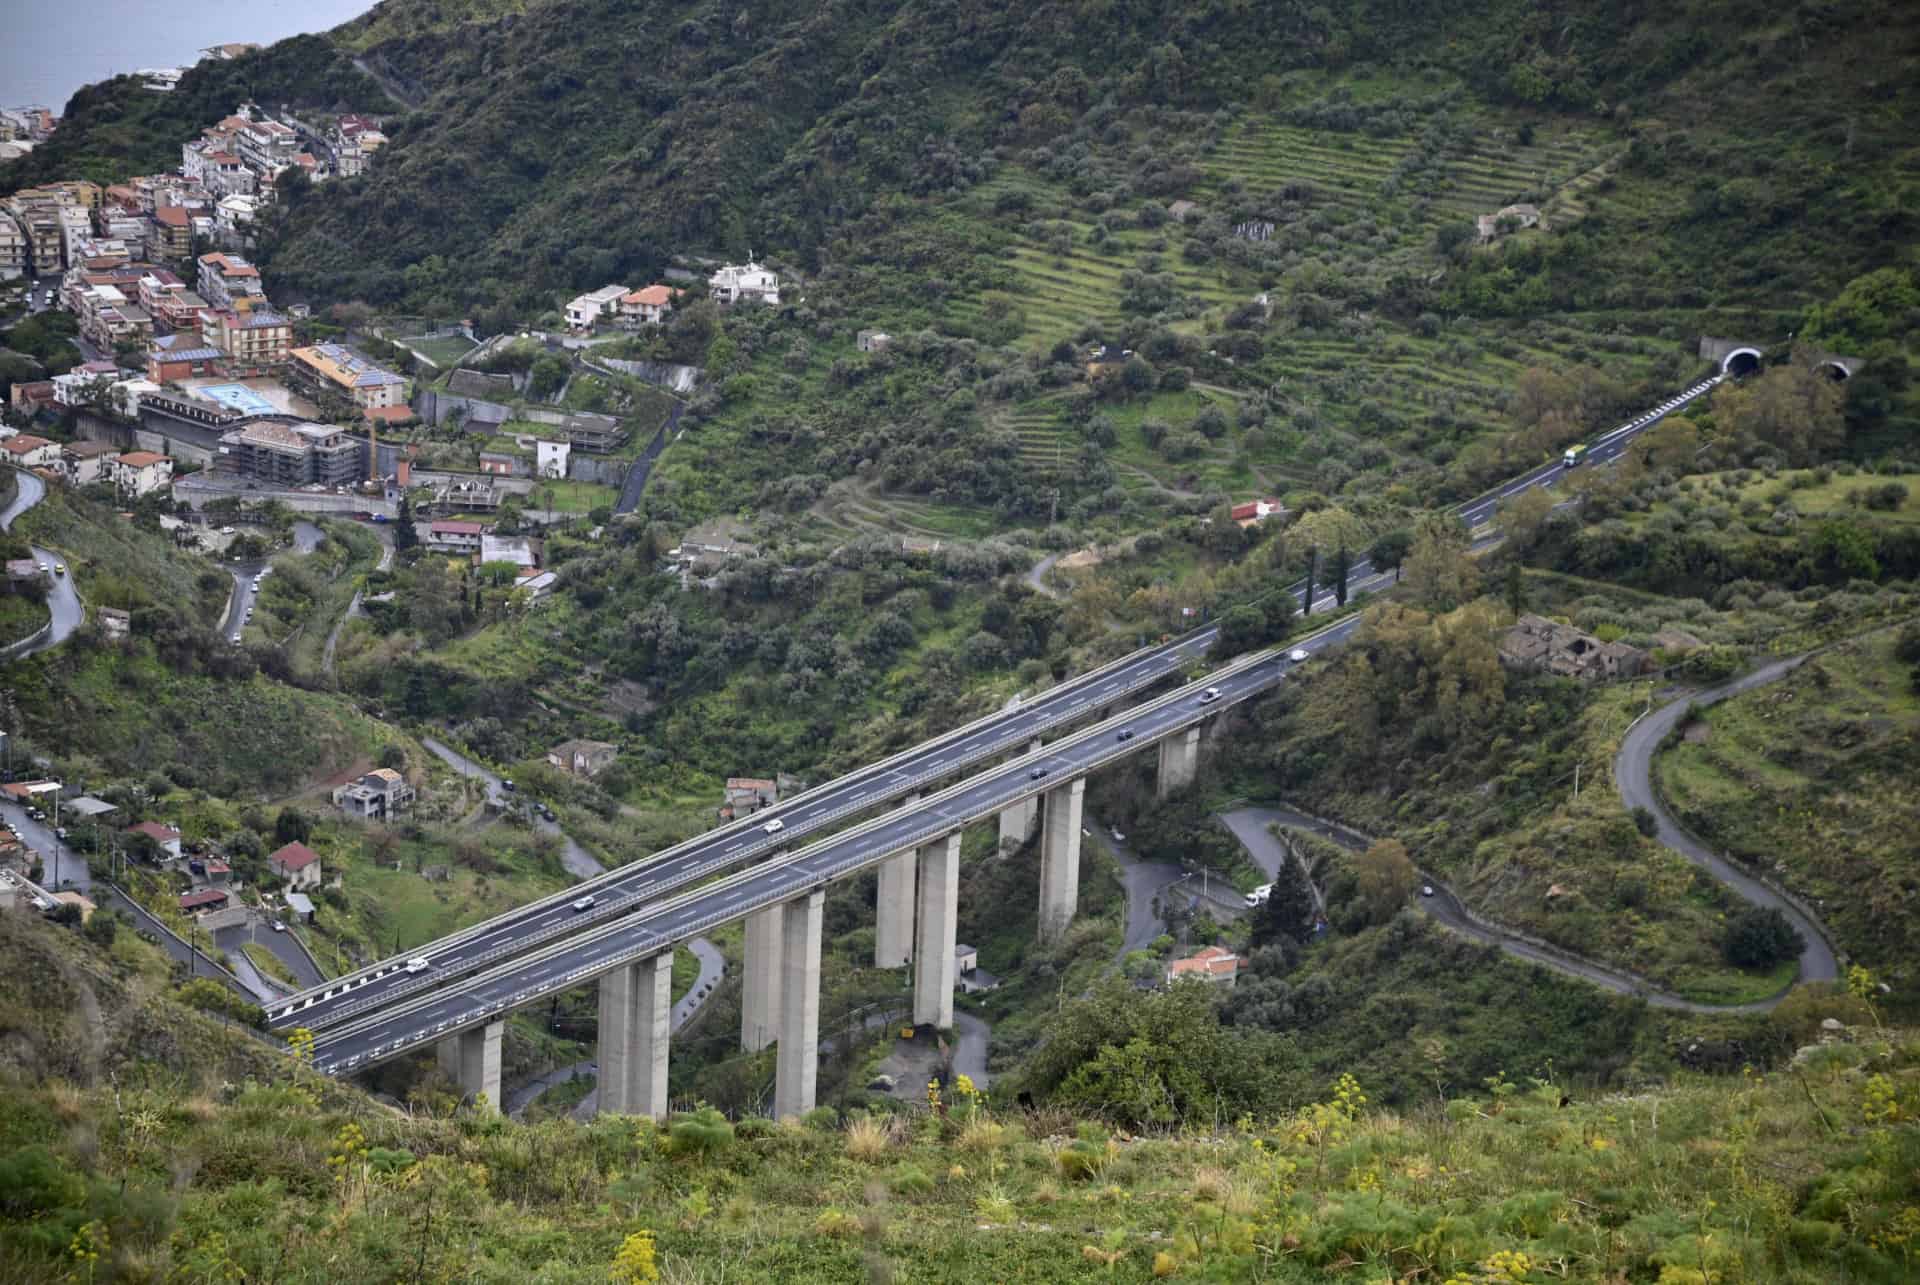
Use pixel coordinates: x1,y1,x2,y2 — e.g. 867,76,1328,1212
1723,906,1804,971
667,1107,734,1159
1631,806,1659,838
844,1115,891,1164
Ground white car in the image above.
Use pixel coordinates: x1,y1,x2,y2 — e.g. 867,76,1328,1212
1197,686,1221,704
1245,884,1273,908
229,632,241,643
271,919,286,933
1421,885,1435,897
762,818,785,834
572,895,597,912
1110,827,1126,843
405,957,431,974
1288,649,1309,663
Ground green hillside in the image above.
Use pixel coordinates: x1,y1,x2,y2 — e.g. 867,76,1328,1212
2,909,1918,1284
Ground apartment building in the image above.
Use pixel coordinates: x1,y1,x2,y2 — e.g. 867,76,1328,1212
287,343,405,409
220,419,362,487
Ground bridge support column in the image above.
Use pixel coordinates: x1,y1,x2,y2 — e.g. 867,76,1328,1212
875,851,917,968
1157,727,1201,798
997,739,1043,850
913,832,962,1030
741,904,783,1052
441,1021,501,1112
597,951,672,1118
875,795,919,969
773,889,824,1120
1039,777,1087,942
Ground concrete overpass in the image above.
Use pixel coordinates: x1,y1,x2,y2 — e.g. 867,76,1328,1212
271,625,1231,1035
279,364,1746,1116
303,643,1324,1115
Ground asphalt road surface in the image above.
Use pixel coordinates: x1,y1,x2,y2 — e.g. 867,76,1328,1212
279,623,1235,1032
1,473,84,657
1615,656,1840,989
309,645,1336,1071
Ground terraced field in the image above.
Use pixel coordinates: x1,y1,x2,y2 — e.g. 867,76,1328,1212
946,171,1260,348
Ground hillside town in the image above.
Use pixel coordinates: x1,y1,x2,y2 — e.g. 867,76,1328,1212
0,90,793,564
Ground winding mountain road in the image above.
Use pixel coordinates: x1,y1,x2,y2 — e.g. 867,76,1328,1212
1237,650,1845,1014
1,470,84,657
1616,656,1840,989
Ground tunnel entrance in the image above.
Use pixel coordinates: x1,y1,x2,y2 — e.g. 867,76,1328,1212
1722,348,1762,377
1820,361,1851,382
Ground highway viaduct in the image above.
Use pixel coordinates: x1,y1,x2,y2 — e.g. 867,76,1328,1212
281,359,1763,1118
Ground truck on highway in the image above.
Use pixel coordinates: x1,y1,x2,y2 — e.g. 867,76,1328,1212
1562,443,1590,468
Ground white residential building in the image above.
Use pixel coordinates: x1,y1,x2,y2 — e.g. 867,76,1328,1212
709,261,780,306
565,284,628,332
112,451,174,497
535,439,570,479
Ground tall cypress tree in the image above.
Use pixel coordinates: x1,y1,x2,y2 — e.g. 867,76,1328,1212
1302,547,1318,616
1333,545,1350,607
1255,847,1318,946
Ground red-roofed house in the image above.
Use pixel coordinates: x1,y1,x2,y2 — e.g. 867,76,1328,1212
2,435,61,469
1229,498,1285,528
268,840,322,891
1166,945,1241,988
618,284,684,327
113,451,174,498
126,821,183,859
179,889,229,914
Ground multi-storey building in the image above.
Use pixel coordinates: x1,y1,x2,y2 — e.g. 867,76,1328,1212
195,252,264,309
287,343,405,409
219,419,362,487
202,308,291,369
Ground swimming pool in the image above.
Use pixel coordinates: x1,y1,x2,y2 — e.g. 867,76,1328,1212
196,383,280,416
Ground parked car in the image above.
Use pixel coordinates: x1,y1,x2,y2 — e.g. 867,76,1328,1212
1245,884,1273,908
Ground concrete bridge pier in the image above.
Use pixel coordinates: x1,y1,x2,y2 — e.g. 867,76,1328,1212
741,903,784,1052
597,951,673,1118
773,889,825,1119
438,1021,502,1112
913,831,962,1030
875,795,919,968
997,738,1043,850
1039,777,1087,942
1157,726,1201,797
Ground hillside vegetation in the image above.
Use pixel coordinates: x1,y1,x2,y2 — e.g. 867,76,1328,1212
2,910,1918,1284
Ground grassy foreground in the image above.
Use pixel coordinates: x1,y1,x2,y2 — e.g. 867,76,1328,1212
3,910,1919,1284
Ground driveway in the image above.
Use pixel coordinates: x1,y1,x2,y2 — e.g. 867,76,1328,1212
1615,656,1840,987
421,736,602,881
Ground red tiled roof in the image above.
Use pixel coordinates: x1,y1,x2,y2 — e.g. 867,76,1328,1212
179,889,228,910
269,840,319,871
117,452,170,468
153,206,190,227
126,821,181,842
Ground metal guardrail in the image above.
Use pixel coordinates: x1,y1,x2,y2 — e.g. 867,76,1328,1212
307,645,1313,1059
276,621,1225,1021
